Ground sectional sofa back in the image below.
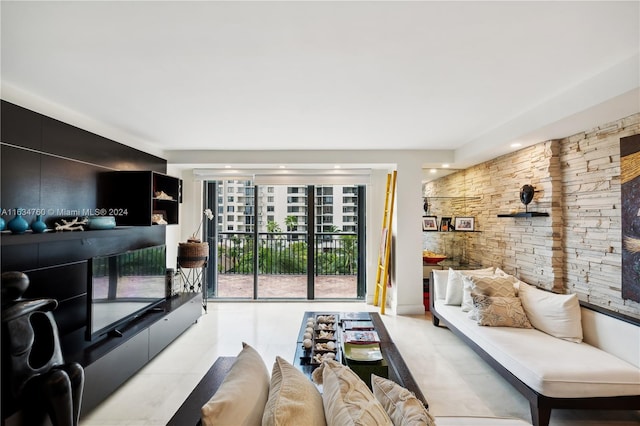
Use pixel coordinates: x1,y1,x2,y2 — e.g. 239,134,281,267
580,307,640,368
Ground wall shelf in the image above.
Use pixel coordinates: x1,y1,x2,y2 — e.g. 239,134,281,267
0,227,136,246
99,171,182,225
497,212,549,218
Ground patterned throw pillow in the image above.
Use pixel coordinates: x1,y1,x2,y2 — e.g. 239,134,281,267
471,292,533,328
445,267,495,306
461,274,518,312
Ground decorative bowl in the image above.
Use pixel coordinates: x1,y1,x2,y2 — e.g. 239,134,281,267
422,255,447,264
88,216,116,230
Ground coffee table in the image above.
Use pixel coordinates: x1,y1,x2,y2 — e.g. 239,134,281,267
293,311,428,407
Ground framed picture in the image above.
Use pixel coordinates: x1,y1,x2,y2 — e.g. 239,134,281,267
440,217,452,232
454,217,475,231
422,216,438,231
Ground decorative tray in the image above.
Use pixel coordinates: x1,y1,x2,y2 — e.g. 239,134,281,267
343,343,383,362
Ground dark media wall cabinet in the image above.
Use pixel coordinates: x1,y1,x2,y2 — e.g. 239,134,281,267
0,100,198,423
81,293,202,414
99,171,182,226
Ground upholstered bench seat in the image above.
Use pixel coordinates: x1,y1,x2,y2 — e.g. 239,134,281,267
435,301,640,399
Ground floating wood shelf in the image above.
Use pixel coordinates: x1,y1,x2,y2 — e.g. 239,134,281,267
497,212,549,218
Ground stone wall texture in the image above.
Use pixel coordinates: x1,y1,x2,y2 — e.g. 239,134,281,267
423,113,640,319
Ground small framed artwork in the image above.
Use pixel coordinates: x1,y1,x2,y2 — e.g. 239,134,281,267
440,217,452,232
422,216,438,231
454,217,475,231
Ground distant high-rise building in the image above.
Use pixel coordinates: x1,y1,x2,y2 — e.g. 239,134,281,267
215,181,358,234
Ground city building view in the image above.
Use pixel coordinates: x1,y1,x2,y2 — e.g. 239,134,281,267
206,181,364,299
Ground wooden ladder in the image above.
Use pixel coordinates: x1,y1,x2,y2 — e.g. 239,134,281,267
373,170,397,315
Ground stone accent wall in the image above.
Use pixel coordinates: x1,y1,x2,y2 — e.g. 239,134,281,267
424,113,640,319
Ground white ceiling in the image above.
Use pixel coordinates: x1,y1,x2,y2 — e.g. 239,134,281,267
1,1,639,171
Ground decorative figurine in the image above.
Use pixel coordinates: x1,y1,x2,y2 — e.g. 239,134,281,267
1,271,84,426
520,184,535,212
54,217,88,231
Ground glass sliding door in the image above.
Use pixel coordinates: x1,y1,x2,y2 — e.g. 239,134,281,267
206,180,256,298
255,184,308,298
313,185,362,299
204,179,365,300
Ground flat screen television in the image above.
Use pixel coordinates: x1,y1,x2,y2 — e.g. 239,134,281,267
86,244,167,341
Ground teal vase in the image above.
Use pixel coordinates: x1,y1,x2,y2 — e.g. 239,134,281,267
7,210,29,234
31,215,47,233
0,217,5,231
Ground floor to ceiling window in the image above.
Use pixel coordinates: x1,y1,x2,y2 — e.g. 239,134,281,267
203,180,365,300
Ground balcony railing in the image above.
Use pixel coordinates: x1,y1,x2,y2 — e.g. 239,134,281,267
215,232,357,276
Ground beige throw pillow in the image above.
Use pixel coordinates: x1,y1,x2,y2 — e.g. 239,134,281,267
444,267,495,306
262,356,326,426
312,360,392,426
518,282,583,343
201,342,270,426
472,293,533,328
462,274,518,312
371,374,436,426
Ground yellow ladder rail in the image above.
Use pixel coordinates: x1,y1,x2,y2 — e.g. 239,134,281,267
373,170,397,315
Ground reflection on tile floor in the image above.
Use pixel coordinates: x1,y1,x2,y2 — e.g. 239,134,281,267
80,302,640,426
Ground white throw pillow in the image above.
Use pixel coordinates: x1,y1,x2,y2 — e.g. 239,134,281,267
262,356,326,426
444,267,494,306
518,282,583,343
444,269,465,305
201,342,270,426
432,270,450,301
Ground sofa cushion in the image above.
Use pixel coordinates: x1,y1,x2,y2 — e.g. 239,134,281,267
371,374,436,426
461,274,518,312
312,360,392,426
471,293,533,329
434,300,640,398
444,267,494,306
201,342,270,426
263,356,326,426
518,281,583,343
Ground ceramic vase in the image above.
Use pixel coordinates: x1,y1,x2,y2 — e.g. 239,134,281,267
31,215,48,233
7,211,29,234
0,217,5,231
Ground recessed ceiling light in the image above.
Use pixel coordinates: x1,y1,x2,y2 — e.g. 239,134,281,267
511,143,522,148
442,164,450,168
279,165,286,169
224,165,231,169
430,169,437,174
334,165,341,169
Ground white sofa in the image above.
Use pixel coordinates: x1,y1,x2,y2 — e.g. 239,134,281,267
430,269,640,426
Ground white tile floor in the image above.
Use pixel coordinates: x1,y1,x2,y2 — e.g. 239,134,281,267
80,302,640,426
